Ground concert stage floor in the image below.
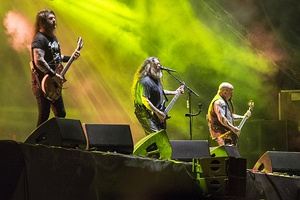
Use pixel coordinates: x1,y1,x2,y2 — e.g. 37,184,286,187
1,140,300,200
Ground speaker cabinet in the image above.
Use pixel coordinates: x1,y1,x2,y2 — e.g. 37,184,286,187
199,176,246,197
133,130,172,159
169,140,210,162
278,90,300,130
82,124,133,154
241,119,298,152
238,119,298,168
253,151,300,175
197,157,247,197
24,117,87,150
200,157,246,177
210,145,241,158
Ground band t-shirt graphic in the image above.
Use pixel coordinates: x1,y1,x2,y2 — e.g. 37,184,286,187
31,32,62,81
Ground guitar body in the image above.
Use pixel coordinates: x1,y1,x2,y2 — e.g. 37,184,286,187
41,65,64,101
41,74,62,101
152,101,168,129
41,37,84,101
221,131,238,145
152,84,184,130
220,100,254,145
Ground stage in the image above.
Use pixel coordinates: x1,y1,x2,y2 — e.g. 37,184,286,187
1,140,300,200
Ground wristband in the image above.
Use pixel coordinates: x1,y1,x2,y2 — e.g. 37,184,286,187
62,55,71,62
48,69,56,77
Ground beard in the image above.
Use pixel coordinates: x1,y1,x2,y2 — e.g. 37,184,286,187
150,67,162,80
44,22,56,33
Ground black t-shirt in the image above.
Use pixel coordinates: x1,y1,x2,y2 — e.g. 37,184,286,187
138,76,164,109
31,32,62,77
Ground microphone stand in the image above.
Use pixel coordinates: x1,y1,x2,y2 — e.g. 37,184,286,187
164,70,200,140
185,102,202,140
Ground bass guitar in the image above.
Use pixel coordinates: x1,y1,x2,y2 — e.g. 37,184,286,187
41,37,84,101
153,84,185,129
220,100,254,145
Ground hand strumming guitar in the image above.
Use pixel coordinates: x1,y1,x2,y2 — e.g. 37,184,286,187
233,126,241,137
52,73,64,87
155,109,166,123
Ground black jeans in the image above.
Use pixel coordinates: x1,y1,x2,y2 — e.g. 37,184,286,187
31,73,66,127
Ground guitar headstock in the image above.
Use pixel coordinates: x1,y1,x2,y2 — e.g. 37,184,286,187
248,100,254,111
77,37,84,51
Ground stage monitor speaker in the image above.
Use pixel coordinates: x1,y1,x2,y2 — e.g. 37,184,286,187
210,145,241,158
169,140,210,162
82,123,133,154
24,117,87,150
133,130,172,160
252,151,300,175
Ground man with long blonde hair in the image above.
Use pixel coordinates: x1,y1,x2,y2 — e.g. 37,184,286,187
132,57,183,135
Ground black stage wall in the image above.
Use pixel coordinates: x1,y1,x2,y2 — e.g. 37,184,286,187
0,140,202,200
1,140,300,200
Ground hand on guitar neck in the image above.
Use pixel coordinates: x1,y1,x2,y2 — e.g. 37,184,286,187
244,110,252,118
176,85,185,95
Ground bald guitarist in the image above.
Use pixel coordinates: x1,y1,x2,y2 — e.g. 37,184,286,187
207,82,252,146
30,9,81,127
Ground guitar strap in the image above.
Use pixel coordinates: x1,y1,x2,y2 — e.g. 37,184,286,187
30,47,42,89
163,90,169,102
29,60,42,89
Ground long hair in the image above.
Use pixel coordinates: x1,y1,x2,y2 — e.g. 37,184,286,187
32,9,55,38
131,56,161,100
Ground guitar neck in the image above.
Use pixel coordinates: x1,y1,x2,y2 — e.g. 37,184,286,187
60,53,76,77
164,92,181,115
238,101,254,129
237,116,248,129
60,37,83,77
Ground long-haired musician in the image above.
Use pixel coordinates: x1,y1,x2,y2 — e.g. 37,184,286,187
30,9,80,127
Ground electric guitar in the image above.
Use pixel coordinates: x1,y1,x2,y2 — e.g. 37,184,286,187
220,100,254,145
41,37,84,101
153,84,185,129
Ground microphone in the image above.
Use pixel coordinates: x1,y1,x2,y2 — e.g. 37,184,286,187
160,66,177,72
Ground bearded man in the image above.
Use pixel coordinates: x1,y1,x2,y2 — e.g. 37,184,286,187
30,9,80,126
132,57,183,135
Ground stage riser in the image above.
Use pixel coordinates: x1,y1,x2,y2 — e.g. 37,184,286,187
0,141,201,200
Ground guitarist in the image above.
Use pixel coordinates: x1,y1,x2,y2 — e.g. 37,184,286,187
30,9,80,127
207,82,251,146
132,57,184,135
